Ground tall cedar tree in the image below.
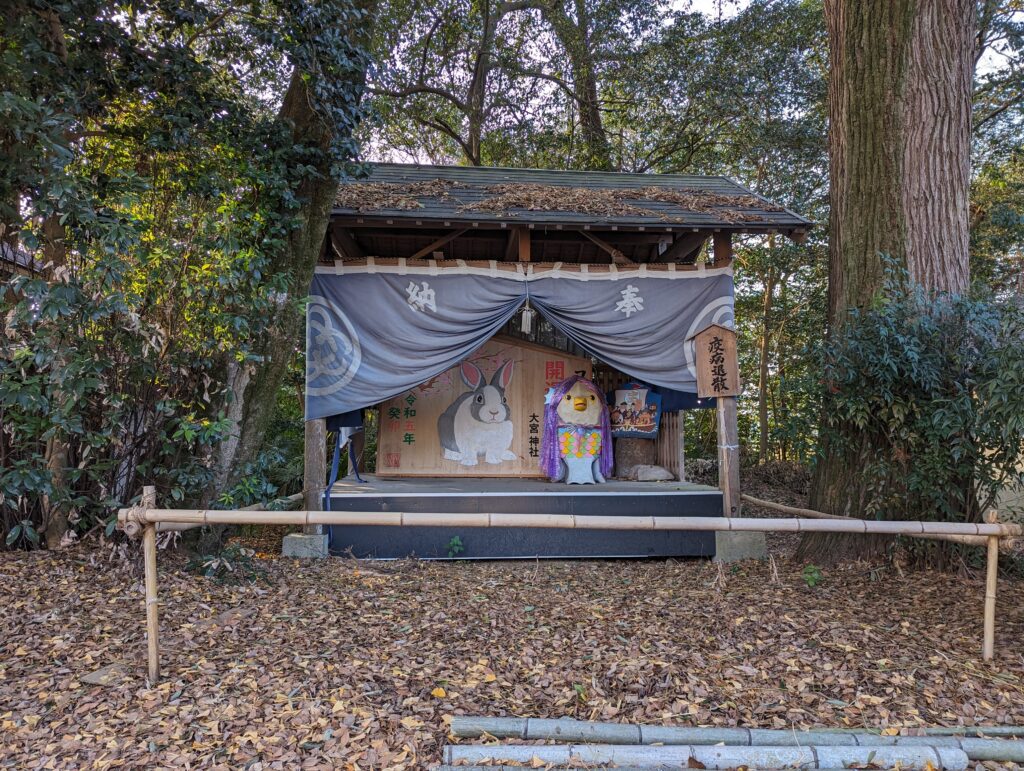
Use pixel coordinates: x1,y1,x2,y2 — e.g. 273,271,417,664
798,0,975,563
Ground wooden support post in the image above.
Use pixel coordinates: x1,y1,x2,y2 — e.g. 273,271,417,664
304,418,326,534
141,486,160,683
504,227,520,262
711,230,739,516
518,227,531,262
676,410,686,482
983,509,999,661
716,396,740,516
712,230,733,266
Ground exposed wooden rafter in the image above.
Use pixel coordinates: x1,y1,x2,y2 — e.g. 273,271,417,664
331,226,365,260
579,231,633,265
655,231,710,263
407,228,469,260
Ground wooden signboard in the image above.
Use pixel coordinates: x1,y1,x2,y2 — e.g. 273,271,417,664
692,324,741,398
376,336,592,477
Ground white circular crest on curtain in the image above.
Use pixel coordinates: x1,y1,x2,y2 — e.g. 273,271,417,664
306,295,362,397
683,296,736,380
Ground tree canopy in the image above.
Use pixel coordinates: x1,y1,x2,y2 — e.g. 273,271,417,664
3,0,1024,554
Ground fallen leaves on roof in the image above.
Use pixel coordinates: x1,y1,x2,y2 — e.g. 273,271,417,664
334,179,784,222
463,183,783,222
334,178,455,212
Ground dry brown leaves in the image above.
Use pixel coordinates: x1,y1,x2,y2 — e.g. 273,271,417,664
463,184,781,223
1,546,1023,769
333,180,782,222
334,180,455,212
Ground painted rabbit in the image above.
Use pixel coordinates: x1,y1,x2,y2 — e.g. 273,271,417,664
438,360,516,466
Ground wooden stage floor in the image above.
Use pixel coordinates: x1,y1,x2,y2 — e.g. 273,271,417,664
330,475,717,496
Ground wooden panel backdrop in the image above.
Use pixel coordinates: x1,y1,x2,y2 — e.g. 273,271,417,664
376,336,592,477
655,411,684,481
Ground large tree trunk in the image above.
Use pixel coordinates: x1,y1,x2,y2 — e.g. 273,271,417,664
538,0,613,170
206,6,378,501
757,268,776,464
799,0,974,564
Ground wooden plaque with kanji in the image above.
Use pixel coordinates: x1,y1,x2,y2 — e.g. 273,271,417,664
692,324,741,398
376,336,592,477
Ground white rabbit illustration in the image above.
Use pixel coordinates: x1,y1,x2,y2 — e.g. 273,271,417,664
438,360,517,466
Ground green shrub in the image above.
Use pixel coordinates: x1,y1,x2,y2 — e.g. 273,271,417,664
819,258,1024,524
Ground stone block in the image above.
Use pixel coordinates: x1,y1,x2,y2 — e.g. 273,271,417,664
613,437,655,477
634,464,674,481
282,532,329,559
714,530,766,562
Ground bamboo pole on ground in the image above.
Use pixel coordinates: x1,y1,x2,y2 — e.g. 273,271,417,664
140,486,160,683
443,743,970,770
983,509,999,661
449,718,1024,761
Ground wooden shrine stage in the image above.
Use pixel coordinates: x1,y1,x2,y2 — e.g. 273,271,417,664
326,476,723,559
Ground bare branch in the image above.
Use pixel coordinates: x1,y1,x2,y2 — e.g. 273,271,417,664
370,84,468,112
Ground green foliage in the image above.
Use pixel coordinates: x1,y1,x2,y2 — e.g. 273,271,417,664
5,519,40,548
0,0,372,548
801,563,822,588
186,542,264,584
819,258,1024,523
970,151,1024,294
446,535,464,558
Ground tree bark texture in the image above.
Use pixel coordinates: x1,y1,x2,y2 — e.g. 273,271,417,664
206,4,378,502
537,0,613,170
757,269,775,464
824,0,972,321
801,0,975,564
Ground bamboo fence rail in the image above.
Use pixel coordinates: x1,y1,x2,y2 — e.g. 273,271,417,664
117,487,1016,681
741,493,1020,549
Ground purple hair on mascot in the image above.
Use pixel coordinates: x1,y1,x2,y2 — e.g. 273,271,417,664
540,375,614,482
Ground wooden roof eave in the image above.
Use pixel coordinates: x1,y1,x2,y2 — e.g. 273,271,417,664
329,210,810,239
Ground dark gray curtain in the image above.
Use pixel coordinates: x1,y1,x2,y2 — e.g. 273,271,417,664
305,265,734,421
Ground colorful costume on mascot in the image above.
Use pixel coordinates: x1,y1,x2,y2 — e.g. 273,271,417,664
540,375,614,484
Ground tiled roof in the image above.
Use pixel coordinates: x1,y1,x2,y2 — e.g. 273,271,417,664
333,163,812,233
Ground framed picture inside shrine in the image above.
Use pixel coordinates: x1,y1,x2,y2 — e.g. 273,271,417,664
691,324,741,398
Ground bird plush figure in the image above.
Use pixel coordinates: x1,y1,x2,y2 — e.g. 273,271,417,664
540,375,614,484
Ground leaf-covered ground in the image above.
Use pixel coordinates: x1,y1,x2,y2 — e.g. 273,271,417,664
2,539,1024,769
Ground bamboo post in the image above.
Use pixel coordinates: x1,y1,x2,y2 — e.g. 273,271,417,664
983,509,999,661
140,486,160,682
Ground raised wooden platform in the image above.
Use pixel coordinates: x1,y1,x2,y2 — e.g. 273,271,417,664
326,476,722,559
